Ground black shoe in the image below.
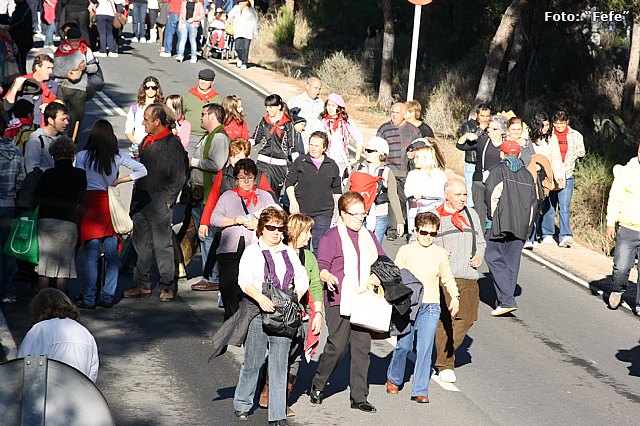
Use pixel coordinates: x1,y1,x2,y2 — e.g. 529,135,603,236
76,300,96,310
350,400,377,413
234,411,249,421
97,300,114,309
268,420,288,426
309,384,324,405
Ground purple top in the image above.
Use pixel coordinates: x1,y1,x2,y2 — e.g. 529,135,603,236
311,157,323,170
211,188,276,254
316,226,385,307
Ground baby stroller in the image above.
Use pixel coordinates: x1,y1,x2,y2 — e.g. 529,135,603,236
202,25,235,60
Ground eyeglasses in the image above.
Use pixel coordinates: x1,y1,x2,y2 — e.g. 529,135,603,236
343,211,367,218
264,224,286,233
144,85,158,90
364,148,378,154
236,176,255,182
416,229,437,237
489,127,501,131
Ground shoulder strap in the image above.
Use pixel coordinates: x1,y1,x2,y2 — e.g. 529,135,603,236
463,206,477,257
239,195,250,215
38,135,45,164
298,247,305,266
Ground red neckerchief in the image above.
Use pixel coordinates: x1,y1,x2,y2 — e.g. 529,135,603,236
22,73,56,104
54,39,89,57
188,86,219,101
232,185,258,206
324,115,342,132
141,127,172,151
265,114,291,138
4,117,33,139
436,203,469,232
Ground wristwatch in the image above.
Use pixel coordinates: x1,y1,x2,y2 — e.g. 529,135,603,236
455,295,461,300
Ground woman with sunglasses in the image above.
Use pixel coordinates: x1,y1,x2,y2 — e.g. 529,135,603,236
320,93,364,178
233,207,309,425
125,76,165,156
351,136,404,243
211,158,277,320
386,212,459,404
310,191,385,414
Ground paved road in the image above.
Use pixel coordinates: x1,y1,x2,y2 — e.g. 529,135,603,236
2,38,640,426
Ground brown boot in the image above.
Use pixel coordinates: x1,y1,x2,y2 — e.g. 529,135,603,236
259,373,269,408
286,374,296,417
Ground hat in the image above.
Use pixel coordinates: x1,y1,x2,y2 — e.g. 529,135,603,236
289,107,306,125
0,14,10,26
366,136,389,155
21,78,43,96
327,93,345,108
66,27,82,39
198,68,216,81
500,139,521,155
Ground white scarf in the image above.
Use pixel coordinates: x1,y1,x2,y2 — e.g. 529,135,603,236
337,221,379,316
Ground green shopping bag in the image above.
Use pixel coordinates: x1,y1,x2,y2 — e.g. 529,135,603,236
3,206,39,264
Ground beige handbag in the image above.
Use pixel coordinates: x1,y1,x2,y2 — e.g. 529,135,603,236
102,174,133,234
349,281,392,333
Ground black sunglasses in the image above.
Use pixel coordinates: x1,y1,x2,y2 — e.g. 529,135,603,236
416,230,437,237
144,85,158,90
364,148,378,154
264,224,286,233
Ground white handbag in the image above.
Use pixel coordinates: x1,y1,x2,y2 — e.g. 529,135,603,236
102,173,133,234
349,283,392,333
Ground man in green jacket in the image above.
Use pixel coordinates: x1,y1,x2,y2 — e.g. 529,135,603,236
183,68,223,158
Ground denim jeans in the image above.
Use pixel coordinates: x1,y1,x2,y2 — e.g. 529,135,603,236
96,15,117,53
0,207,16,299
132,3,147,39
611,226,640,293
234,316,291,421
190,202,216,282
234,37,251,64
463,162,475,208
83,236,118,304
310,214,331,254
177,22,198,58
387,303,440,397
43,21,56,46
365,213,388,244
163,13,180,53
541,177,574,240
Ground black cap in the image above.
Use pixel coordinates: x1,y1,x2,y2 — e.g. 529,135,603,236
198,69,216,81
289,107,306,125
66,27,82,39
21,78,43,96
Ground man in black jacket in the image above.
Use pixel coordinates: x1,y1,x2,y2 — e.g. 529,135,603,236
484,140,535,316
9,0,33,75
456,103,491,209
125,103,189,302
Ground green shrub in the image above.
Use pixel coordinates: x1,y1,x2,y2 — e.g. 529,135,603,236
273,6,295,49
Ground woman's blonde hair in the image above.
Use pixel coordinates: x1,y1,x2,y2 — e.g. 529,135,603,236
287,214,314,248
414,145,438,175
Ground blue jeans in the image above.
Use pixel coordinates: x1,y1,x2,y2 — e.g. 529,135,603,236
464,162,475,208
177,22,198,58
163,12,180,53
83,236,119,305
234,316,291,421
43,21,56,45
387,303,441,397
96,15,117,53
310,214,331,254
541,177,574,240
132,3,147,39
365,213,388,244
190,202,216,282
611,226,640,293
0,207,16,299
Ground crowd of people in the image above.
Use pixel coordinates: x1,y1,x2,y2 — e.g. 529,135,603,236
0,4,638,425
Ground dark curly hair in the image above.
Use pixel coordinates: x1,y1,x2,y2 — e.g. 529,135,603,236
256,206,288,238
530,112,552,145
30,288,80,323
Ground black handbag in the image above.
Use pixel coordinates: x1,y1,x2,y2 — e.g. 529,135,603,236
260,253,301,339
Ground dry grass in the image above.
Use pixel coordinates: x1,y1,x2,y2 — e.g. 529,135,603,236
315,51,367,96
293,11,312,50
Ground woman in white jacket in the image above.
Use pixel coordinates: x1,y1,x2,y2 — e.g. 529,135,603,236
228,0,259,69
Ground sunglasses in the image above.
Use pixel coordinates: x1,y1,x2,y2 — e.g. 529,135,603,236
264,224,286,233
416,230,437,237
144,85,158,90
364,148,378,154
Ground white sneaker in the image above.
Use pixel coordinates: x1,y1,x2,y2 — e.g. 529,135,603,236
159,52,171,58
438,369,456,383
608,291,623,309
240,64,247,70
190,56,197,63
559,236,574,248
523,241,534,250
541,236,556,245
108,52,119,58
491,306,518,316
236,60,242,68
131,37,139,43
140,37,147,43
94,51,107,57
175,55,184,62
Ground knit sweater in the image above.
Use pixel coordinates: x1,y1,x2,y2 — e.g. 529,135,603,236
433,206,486,280
394,242,459,304
182,88,223,137
376,120,421,177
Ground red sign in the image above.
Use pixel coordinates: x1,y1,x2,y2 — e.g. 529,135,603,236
408,0,432,4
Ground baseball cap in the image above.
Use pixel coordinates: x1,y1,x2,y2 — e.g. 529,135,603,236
366,136,389,155
500,140,521,155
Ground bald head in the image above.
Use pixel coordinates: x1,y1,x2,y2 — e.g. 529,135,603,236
444,178,467,211
306,77,322,99
390,102,407,126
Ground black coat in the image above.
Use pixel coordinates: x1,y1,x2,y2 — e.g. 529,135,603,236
371,255,412,316
389,269,424,336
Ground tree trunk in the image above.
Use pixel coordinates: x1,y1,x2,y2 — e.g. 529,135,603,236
378,0,394,107
473,0,531,105
622,14,640,124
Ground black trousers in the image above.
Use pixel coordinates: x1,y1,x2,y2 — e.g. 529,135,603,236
60,87,86,141
312,305,372,403
234,37,251,64
218,252,244,320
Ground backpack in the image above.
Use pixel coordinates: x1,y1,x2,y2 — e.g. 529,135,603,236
13,124,38,154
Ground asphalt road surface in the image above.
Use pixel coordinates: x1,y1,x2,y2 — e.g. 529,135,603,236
2,37,639,426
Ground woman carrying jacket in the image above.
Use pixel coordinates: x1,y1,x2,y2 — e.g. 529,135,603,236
176,0,205,63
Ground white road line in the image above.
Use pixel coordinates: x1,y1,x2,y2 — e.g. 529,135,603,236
92,97,113,116
96,91,127,116
206,57,270,97
385,335,461,392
